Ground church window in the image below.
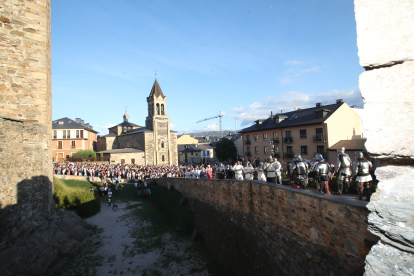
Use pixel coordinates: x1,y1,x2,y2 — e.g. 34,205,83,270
161,142,164,148
161,104,165,115
162,155,165,161
156,104,160,115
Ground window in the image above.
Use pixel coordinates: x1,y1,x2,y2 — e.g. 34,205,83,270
316,128,324,138
264,146,268,154
246,135,250,141
131,159,135,164
255,146,259,154
254,134,258,141
67,130,70,139
127,142,130,147
263,133,268,141
58,141,62,149
62,130,66,139
247,147,251,153
300,129,307,139
317,145,325,155
53,130,57,139
285,131,292,137
76,130,79,138
301,146,308,155
80,130,84,138
286,146,293,154
161,104,165,115
161,142,164,148
196,153,198,156
58,121,64,125
156,103,160,115
162,155,165,161
71,141,76,149
274,146,279,153
273,132,278,139
121,159,125,164
191,152,193,155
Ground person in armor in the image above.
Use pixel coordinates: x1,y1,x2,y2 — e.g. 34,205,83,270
217,163,225,179
352,151,373,201
257,162,266,181
263,155,276,183
335,147,352,194
233,161,244,180
243,162,254,180
314,153,331,194
290,154,309,189
273,158,282,185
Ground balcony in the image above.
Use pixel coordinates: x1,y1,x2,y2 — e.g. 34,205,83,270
284,137,294,143
246,152,252,157
71,146,76,149
314,152,327,159
274,153,280,158
313,135,326,142
284,152,295,158
272,138,280,144
245,140,251,145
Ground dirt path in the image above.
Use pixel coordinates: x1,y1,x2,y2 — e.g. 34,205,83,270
47,201,213,276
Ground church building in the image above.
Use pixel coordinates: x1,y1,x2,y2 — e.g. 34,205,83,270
97,79,178,165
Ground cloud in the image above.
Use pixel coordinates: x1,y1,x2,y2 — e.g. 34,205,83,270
96,123,116,135
284,60,303,65
170,123,177,129
229,88,364,126
278,66,320,85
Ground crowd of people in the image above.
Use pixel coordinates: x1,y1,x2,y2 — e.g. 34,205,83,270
53,146,373,201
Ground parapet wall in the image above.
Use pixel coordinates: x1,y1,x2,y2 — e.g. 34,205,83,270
156,178,378,276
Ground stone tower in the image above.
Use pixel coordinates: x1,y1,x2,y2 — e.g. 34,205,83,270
145,79,173,165
123,111,130,122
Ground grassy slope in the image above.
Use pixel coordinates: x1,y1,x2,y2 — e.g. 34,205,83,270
52,178,226,276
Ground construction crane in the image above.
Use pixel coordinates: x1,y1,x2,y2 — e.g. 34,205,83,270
196,111,224,138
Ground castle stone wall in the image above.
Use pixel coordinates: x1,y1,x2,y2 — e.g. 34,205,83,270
155,178,378,275
355,0,414,275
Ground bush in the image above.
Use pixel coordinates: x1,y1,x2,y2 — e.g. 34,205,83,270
72,149,96,158
53,177,100,218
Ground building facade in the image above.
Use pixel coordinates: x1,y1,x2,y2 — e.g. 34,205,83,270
240,100,362,165
97,79,178,165
52,117,98,161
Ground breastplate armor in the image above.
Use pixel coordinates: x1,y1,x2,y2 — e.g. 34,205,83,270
317,162,330,175
295,162,307,175
340,154,351,168
357,160,371,176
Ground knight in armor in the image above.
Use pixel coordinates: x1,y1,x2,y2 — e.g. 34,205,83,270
314,153,331,194
335,147,352,194
233,161,244,180
352,151,373,201
273,158,282,185
257,162,266,181
290,154,309,189
226,165,234,179
243,161,254,180
263,155,276,183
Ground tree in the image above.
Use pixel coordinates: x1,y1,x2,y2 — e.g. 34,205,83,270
215,138,237,163
72,150,96,158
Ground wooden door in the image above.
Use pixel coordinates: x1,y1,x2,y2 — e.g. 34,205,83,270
58,153,63,162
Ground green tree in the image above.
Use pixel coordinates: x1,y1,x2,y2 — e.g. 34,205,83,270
72,149,96,158
215,138,237,163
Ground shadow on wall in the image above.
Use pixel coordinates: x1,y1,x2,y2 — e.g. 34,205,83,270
0,175,53,247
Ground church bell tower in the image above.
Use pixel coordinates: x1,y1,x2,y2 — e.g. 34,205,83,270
145,79,171,165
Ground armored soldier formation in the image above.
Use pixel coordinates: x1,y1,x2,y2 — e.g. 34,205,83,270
213,146,373,201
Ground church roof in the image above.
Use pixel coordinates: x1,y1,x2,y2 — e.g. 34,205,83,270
115,121,141,127
149,79,165,98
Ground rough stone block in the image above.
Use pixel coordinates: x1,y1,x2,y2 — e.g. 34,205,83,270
359,61,414,159
355,0,414,68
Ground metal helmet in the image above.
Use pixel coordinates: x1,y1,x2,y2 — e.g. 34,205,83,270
337,147,345,154
294,154,302,161
315,153,324,161
355,151,364,160
259,162,263,165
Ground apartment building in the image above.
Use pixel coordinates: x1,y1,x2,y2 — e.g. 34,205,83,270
52,117,98,161
239,100,362,165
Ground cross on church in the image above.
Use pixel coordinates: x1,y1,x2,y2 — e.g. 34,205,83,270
155,68,157,77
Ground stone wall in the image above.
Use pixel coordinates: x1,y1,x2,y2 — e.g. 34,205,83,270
170,132,178,165
354,0,414,275
110,151,145,165
145,132,155,165
118,132,145,150
156,178,378,275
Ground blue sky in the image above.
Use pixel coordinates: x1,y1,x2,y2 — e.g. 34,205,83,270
52,0,364,135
